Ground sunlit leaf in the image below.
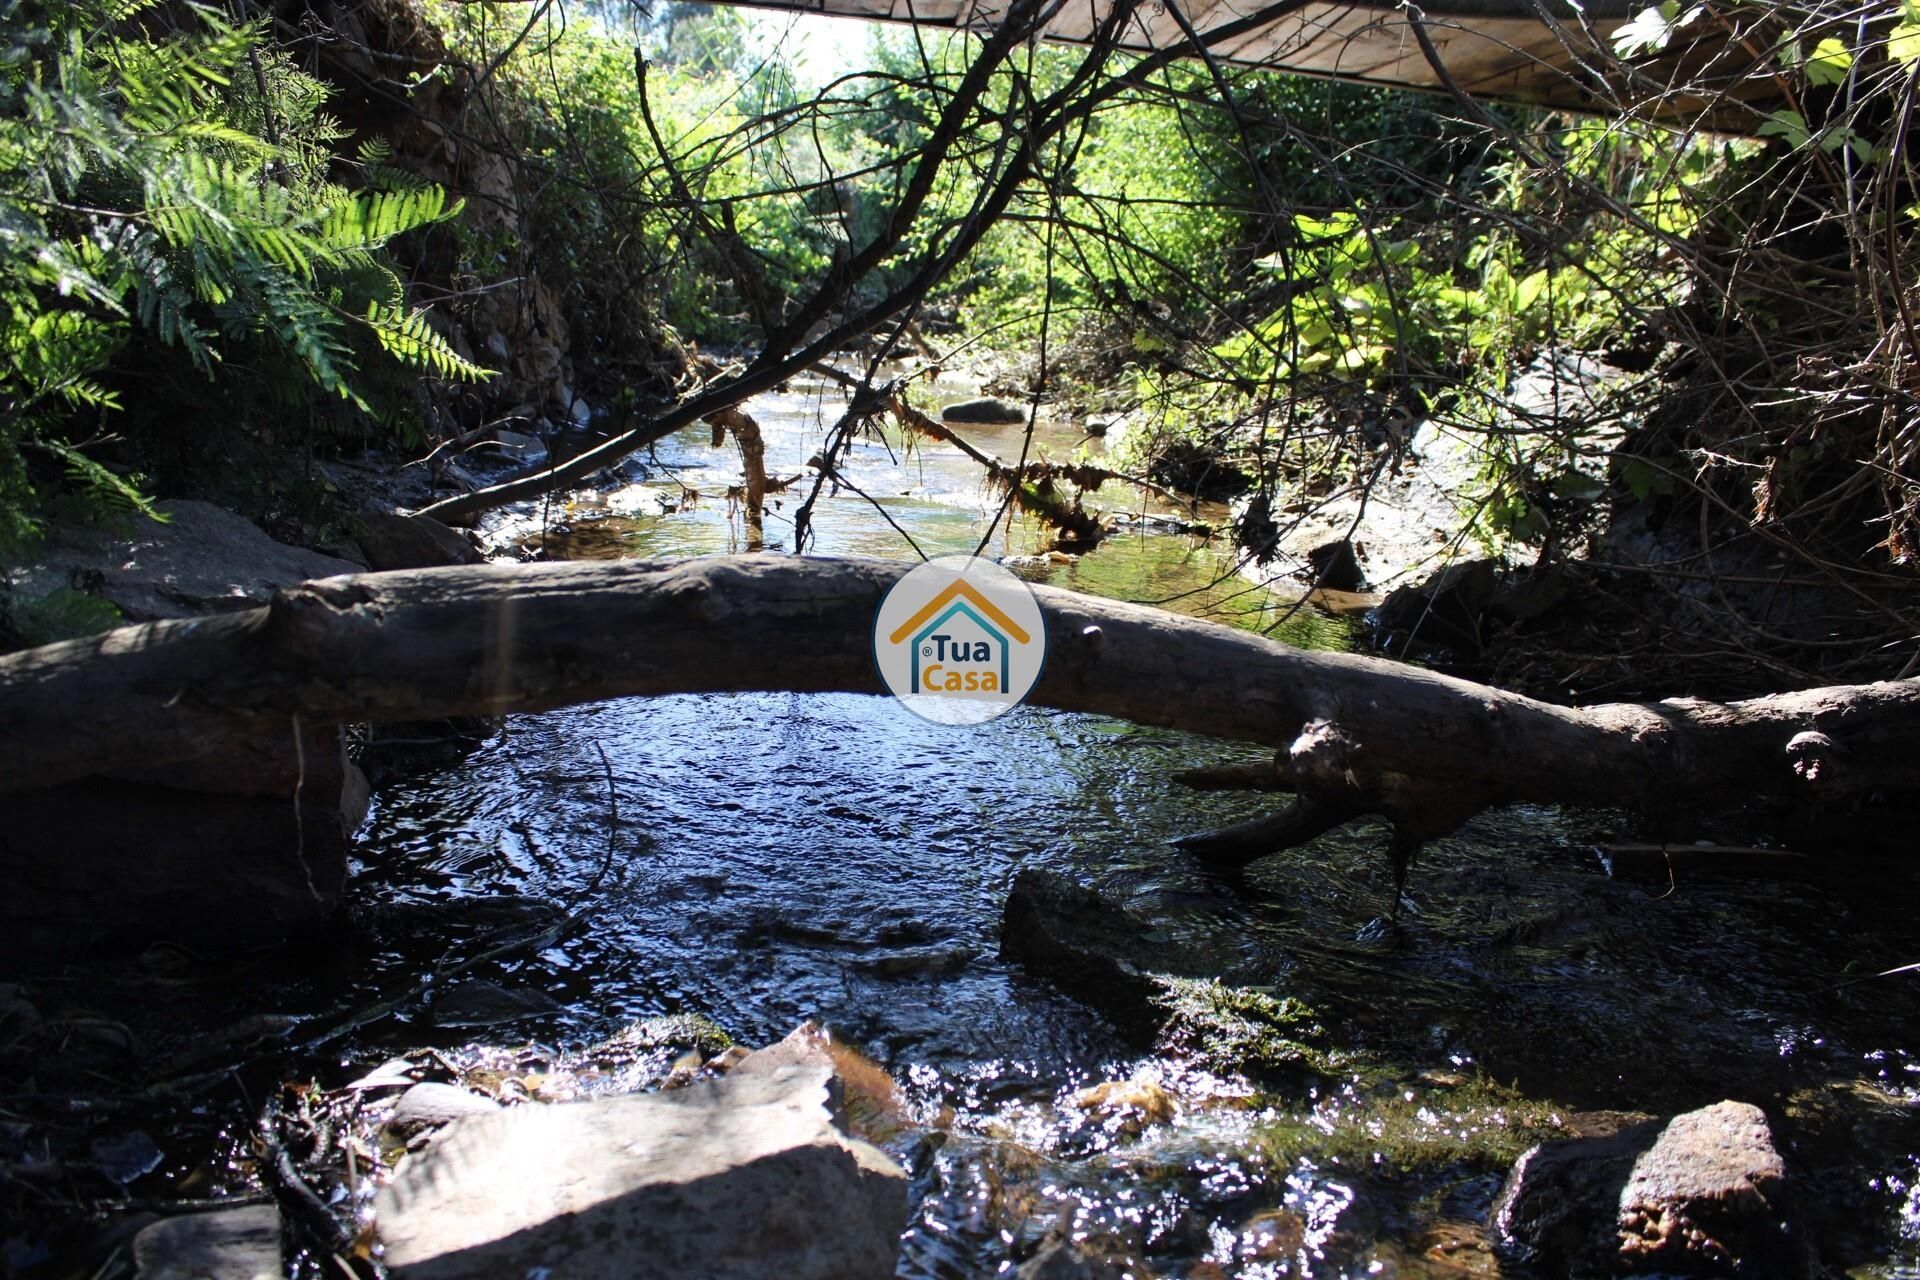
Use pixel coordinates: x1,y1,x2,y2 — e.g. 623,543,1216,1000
1805,37,1853,85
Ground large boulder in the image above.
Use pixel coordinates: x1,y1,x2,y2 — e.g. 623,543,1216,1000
375,1039,908,1280
5,499,358,625
1616,1102,1795,1274
1493,1100,1798,1278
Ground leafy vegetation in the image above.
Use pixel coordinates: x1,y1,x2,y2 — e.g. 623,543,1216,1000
5,0,1916,686
0,0,482,543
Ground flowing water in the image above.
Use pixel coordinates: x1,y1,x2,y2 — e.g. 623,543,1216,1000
16,374,1920,1278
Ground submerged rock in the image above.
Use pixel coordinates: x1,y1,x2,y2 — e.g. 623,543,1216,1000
1017,1238,1129,1279
999,869,1177,1036
132,1205,281,1280
375,1033,908,1280
1493,1099,1798,1278
999,870,1325,1081
428,978,563,1028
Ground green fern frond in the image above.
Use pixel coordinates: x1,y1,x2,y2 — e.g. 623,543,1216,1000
43,438,164,521
362,301,492,382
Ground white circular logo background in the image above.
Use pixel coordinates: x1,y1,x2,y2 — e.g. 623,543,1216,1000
873,556,1047,724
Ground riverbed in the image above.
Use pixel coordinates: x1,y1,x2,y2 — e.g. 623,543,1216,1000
11,373,1920,1277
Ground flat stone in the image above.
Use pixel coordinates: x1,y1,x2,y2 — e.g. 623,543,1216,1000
488,429,548,466
376,1055,907,1280
133,1205,282,1280
387,1082,501,1133
5,499,358,625
941,396,1028,424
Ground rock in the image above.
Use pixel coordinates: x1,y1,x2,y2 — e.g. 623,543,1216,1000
852,945,977,978
3,498,359,629
1489,564,1570,623
487,428,547,467
941,396,1029,425
1072,1077,1176,1125
132,1205,282,1280
0,984,39,1038
1017,1239,1128,1279
4,499,358,625
732,1023,906,1141
90,1130,164,1184
1307,537,1367,590
1493,1116,1664,1272
428,979,563,1029
376,1050,907,1280
1493,1100,1796,1278
999,869,1177,1037
0,773,353,954
1374,557,1498,652
1237,1209,1308,1264
1617,1101,1793,1274
387,1083,502,1135
1,501,364,954
346,512,483,570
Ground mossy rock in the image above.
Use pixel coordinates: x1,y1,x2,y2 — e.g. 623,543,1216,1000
1151,977,1340,1086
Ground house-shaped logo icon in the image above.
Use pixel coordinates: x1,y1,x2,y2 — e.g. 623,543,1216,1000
872,557,1048,724
887,579,1033,693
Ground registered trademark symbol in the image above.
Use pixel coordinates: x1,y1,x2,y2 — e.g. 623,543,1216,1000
922,644,932,656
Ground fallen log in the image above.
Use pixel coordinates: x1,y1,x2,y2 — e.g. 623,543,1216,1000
2,557,1916,861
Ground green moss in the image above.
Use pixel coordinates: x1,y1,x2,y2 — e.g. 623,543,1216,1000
1151,977,1344,1083
600,1012,735,1057
1255,1075,1569,1174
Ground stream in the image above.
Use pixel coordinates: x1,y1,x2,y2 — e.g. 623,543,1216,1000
12,373,1920,1278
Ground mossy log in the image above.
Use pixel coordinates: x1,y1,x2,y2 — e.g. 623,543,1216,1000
1,556,1915,861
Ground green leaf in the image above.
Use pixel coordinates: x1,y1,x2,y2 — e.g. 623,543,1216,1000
1515,269,1550,312
1805,37,1853,86
1758,110,1813,150
1891,13,1920,64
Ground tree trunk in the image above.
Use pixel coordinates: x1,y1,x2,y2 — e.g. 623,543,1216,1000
1,557,1914,855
